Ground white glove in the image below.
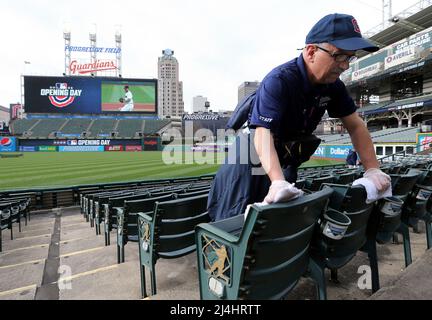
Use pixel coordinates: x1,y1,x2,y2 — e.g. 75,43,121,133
363,168,391,192
264,180,304,204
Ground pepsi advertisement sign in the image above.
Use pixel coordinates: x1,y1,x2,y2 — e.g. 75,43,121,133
24,76,157,114
0,137,17,152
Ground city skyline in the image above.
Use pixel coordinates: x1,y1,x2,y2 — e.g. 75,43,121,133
0,0,421,113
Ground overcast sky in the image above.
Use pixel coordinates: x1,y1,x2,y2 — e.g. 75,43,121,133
0,0,422,112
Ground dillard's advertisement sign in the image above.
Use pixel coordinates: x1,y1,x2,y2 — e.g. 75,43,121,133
69,60,118,75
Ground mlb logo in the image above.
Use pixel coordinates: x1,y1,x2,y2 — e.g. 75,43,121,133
56,83,68,90
67,140,78,146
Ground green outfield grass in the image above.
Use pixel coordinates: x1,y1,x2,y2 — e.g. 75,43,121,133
0,152,342,191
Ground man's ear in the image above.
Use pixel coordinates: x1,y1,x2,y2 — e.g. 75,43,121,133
303,45,316,63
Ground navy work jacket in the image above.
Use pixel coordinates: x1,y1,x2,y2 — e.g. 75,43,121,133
249,54,357,139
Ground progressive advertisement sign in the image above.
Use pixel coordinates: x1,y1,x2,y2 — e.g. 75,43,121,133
351,62,383,81
24,76,157,114
0,137,17,152
59,146,105,152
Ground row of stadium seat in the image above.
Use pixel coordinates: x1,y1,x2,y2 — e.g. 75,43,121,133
318,126,419,145
10,118,172,138
76,155,432,299
196,161,432,299
0,196,32,252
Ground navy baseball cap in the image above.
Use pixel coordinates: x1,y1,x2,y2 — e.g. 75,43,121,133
306,13,379,52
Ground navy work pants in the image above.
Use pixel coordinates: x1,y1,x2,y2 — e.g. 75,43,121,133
207,130,298,222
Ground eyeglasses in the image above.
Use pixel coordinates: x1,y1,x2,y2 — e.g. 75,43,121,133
315,46,358,63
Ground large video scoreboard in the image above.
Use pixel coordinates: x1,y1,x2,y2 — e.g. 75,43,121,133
24,76,157,114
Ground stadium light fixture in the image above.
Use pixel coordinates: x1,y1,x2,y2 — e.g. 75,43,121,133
63,22,71,40
115,25,122,42
89,23,97,41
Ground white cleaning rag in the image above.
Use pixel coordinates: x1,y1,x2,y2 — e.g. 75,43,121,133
352,177,392,204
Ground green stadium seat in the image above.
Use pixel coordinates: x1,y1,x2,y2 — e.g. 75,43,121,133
195,188,333,300
116,194,175,263
304,175,335,192
309,184,374,299
361,171,420,293
138,194,209,298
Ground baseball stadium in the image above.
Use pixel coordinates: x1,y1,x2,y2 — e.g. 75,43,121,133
2,1,432,303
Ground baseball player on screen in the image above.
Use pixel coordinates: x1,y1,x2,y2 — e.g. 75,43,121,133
119,85,134,111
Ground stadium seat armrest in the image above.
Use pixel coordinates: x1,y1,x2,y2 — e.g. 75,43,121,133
113,207,123,215
195,223,240,244
138,212,153,222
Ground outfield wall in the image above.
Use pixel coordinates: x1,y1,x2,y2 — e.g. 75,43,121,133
14,137,161,152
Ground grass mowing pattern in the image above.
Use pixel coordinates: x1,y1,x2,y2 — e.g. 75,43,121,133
0,152,341,191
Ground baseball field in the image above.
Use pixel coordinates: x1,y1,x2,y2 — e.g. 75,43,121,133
0,152,341,191
101,82,156,112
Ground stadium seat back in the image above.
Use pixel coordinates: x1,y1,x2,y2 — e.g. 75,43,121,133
195,187,333,300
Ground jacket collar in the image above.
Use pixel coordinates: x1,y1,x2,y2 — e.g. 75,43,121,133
296,54,327,96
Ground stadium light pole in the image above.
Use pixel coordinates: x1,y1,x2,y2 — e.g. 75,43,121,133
382,0,392,29
115,25,122,78
63,22,72,76
89,23,97,76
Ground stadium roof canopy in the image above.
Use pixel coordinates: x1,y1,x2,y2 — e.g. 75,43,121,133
359,1,432,57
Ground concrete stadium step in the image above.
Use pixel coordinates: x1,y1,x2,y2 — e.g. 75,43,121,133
59,234,110,256
3,224,54,240
1,205,431,300
61,225,102,241
370,249,432,300
59,261,141,300
0,284,38,300
1,234,51,252
287,231,429,300
0,259,45,295
146,253,200,300
0,245,49,267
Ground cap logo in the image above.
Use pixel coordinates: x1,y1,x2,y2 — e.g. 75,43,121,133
352,18,361,33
